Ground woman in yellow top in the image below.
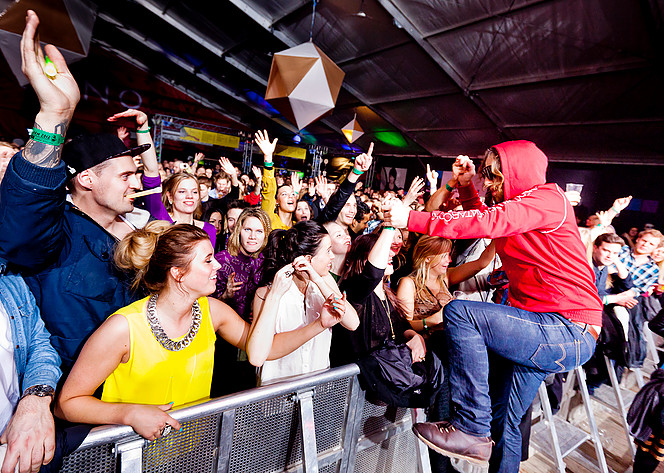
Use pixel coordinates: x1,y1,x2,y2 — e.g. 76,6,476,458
257,129,301,230
56,221,342,441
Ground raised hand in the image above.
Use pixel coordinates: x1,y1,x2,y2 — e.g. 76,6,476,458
315,175,331,203
251,165,262,180
612,196,632,213
21,10,80,122
194,152,205,164
108,109,149,129
403,176,425,207
218,157,235,175
382,196,410,229
452,155,475,187
353,142,374,173
222,272,244,299
254,130,278,160
116,126,129,142
426,164,439,192
320,292,346,328
290,171,302,196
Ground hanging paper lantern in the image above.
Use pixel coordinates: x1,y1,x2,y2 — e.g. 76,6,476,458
341,114,364,143
265,42,345,130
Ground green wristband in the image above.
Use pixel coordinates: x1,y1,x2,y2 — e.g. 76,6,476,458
136,127,151,134
352,167,364,175
28,128,65,146
264,162,274,169
383,226,396,230
445,182,455,192
422,317,429,335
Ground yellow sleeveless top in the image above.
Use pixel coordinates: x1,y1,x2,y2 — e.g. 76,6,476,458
101,296,216,407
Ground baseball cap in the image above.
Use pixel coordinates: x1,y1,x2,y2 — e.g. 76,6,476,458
62,133,151,177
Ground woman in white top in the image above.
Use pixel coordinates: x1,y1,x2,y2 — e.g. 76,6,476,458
248,221,359,384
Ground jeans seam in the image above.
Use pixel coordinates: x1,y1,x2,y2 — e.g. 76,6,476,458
505,314,565,327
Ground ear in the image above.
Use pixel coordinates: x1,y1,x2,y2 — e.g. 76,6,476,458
76,170,95,191
170,266,183,283
165,192,173,205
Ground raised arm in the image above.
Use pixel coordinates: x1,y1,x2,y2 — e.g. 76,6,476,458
0,10,80,269
108,109,157,176
256,130,278,214
316,143,373,224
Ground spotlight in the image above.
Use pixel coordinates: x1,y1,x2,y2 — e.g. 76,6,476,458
293,134,302,144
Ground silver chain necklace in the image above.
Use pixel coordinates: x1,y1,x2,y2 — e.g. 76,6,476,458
146,294,202,351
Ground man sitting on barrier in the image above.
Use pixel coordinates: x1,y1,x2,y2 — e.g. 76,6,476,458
383,141,602,472
56,222,346,440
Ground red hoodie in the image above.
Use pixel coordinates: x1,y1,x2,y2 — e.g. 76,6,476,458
408,140,602,325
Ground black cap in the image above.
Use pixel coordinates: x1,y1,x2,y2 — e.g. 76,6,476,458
62,134,151,177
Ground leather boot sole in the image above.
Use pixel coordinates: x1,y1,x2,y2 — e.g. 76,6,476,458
412,425,490,466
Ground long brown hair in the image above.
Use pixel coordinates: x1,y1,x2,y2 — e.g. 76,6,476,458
408,236,453,304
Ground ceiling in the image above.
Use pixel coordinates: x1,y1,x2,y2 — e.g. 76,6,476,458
38,0,664,163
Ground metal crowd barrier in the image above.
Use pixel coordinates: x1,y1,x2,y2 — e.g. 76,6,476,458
59,364,431,473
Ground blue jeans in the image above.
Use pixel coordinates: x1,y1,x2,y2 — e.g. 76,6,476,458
443,300,597,473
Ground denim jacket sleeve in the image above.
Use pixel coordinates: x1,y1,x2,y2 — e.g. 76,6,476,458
0,151,67,271
1,274,61,391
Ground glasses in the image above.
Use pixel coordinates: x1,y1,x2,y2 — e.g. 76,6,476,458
480,164,496,181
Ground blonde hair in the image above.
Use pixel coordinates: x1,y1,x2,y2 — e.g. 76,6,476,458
408,236,453,304
115,221,209,291
162,172,202,218
227,208,271,258
481,148,505,197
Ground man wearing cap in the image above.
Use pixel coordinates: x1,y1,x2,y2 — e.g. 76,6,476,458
0,10,151,371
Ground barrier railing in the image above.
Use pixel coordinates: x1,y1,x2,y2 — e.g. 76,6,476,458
59,364,431,473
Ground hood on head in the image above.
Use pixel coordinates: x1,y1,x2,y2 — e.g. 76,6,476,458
492,141,548,200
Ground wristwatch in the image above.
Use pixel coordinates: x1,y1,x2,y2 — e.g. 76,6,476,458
20,384,55,401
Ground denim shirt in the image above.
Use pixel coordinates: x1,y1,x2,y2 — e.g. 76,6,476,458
0,273,61,392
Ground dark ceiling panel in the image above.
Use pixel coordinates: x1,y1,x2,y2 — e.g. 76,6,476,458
390,0,540,37
408,128,505,156
428,0,655,89
341,42,458,103
375,94,496,132
276,0,411,63
480,69,664,126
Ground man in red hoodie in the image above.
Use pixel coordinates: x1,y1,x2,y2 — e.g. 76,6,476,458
384,141,602,472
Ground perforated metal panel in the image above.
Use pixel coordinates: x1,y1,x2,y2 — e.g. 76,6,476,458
229,393,300,473
319,460,340,473
59,443,116,473
313,377,351,454
359,399,409,438
143,414,220,473
354,430,421,473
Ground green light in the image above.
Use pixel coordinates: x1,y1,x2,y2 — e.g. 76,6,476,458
373,131,408,148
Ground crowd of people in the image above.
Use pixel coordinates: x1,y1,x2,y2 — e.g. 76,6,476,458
1,10,663,473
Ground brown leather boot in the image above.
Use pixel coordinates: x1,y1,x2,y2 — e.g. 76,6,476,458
412,421,493,465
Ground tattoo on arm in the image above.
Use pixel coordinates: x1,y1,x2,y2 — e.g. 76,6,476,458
24,120,69,168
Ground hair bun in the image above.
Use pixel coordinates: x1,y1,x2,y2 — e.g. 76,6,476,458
115,220,171,285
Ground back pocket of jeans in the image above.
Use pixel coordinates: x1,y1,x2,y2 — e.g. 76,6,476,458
530,342,578,372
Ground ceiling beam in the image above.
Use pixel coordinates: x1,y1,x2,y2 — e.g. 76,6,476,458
376,0,511,141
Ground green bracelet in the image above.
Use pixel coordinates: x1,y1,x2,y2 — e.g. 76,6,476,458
352,167,363,175
445,182,455,192
28,128,65,146
422,317,429,335
136,127,151,134
383,226,396,230
611,206,620,213
264,162,273,169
